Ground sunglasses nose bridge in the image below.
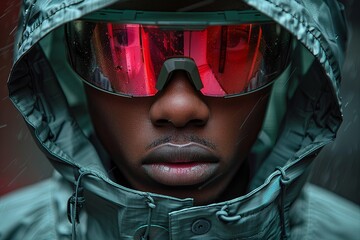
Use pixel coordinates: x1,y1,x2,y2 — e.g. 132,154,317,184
156,58,203,92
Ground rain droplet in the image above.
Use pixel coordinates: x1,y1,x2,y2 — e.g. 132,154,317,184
115,65,123,72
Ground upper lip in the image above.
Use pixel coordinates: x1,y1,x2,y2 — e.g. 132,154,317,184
142,143,219,164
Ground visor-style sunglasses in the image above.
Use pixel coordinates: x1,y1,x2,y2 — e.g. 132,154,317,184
66,9,292,97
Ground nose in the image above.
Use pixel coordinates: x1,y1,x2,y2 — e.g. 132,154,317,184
149,71,210,128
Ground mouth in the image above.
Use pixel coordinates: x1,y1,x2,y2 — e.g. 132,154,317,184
142,143,220,186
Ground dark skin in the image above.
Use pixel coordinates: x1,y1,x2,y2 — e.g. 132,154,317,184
83,0,271,205
85,71,271,205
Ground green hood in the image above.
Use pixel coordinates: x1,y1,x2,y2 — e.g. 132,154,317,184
6,0,349,239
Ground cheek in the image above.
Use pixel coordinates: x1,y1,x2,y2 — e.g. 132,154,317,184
102,109,153,161
86,88,153,164
207,94,270,163
115,119,154,162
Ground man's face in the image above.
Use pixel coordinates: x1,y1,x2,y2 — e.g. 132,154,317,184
85,70,271,205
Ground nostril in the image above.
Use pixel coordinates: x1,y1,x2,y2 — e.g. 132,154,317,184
154,118,206,128
154,119,172,127
191,119,206,127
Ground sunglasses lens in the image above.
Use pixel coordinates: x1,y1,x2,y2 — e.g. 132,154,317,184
66,21,291,97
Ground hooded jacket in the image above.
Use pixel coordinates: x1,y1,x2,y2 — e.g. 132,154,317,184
1,0,359,239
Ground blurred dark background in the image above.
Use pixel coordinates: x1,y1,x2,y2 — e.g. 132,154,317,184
0,1,359,205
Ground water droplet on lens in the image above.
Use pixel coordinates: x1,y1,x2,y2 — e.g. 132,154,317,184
115,65,123,72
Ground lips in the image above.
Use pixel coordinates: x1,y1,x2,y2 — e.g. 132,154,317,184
142,143,220,186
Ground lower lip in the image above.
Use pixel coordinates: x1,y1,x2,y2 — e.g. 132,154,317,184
143,162,218,186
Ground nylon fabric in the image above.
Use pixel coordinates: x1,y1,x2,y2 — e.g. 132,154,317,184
2,0,359,239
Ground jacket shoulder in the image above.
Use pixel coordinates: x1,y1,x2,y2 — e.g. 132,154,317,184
0,174,73,240
290,183,360,240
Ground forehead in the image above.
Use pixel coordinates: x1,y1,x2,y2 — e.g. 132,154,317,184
109,0,252,11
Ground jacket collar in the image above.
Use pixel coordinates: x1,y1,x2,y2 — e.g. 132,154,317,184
68,159,312,240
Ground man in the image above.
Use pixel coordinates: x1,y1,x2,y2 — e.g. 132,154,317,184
1,0,359,239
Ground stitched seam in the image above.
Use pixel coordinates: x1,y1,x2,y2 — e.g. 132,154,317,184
19,0,83,49
259,0,339,82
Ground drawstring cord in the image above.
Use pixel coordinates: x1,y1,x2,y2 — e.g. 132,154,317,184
142,194,156,240
214,167,291,239
216,205,241,223
66,174,157,240
215,166,290,238
65,168,290,239
276,166,290,240
67,171,90,240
